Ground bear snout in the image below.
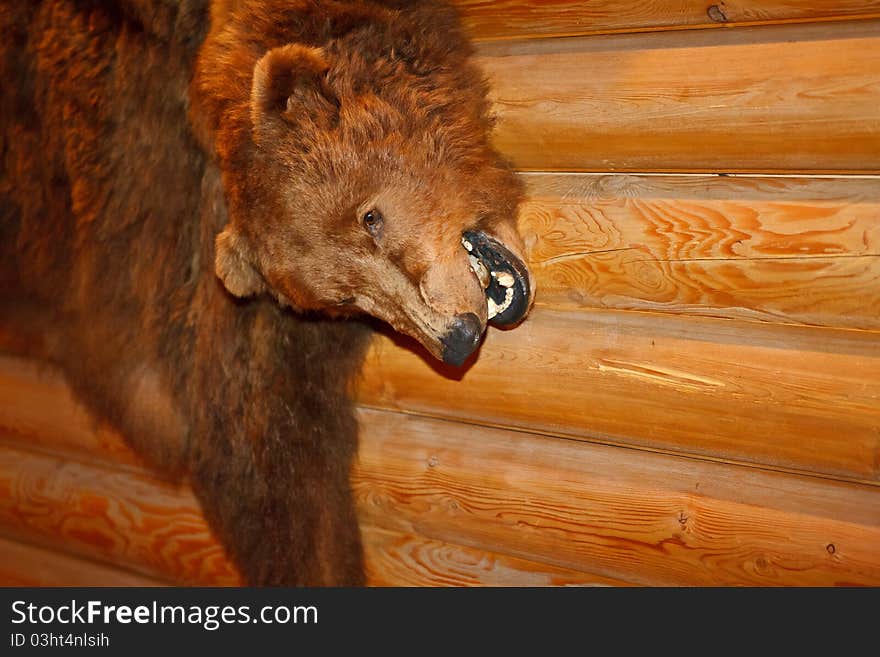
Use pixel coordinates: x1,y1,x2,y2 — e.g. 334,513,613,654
440,312,484,366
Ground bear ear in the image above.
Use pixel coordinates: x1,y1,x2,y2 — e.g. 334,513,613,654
251,44,339,129
215,226,265,298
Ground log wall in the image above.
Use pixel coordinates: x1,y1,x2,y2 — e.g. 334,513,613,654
1,1,878,586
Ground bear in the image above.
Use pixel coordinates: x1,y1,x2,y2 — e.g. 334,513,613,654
0,0,533,585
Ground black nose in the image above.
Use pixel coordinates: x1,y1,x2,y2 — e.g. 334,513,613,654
441,313,483,367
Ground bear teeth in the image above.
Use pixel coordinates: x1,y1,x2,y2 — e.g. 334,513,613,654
487,286,514,320
492,271,515,288
463,233,518,321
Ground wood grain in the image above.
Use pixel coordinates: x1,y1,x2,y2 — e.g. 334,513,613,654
362,525,627,586
518,173,880,329
0,439,627,586
5,306,879,485
358,309,880,482
455,0,880,41
354,408,880,587
0,444,243,586
0,535,167,586
0,366,630,586
1,405,877,587
477,21,880,172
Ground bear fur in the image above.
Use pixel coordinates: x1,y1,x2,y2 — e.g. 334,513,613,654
0,0,531,585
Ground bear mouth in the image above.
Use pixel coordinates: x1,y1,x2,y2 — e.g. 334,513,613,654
461,230,531,327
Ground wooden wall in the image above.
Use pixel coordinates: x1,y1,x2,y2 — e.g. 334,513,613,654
1,2,878,586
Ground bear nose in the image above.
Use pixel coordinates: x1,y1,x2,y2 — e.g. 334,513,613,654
441,312,483,367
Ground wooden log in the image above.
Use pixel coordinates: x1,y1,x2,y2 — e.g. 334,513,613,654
455,0,880,41
361,525,628,587
1,408,877,587
518,173,880,329
0,367,629,587
353,409,880,587
0,535,167,587
0,444,243,586
358,308,880,482
4,302,880,485
477,21,880,173
0,437,627,586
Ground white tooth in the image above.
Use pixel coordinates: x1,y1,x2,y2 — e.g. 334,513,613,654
461,238,473,252
493,271,515,288
487,288,515,321
500,286,514,313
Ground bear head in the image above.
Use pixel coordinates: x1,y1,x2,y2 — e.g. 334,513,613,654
213,26,534,366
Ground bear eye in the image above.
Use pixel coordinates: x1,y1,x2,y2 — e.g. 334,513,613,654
362,209,384,237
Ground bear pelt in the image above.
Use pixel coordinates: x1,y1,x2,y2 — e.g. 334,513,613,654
0,0,533,585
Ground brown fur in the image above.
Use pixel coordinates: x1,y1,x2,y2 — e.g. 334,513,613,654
0,0,528,585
